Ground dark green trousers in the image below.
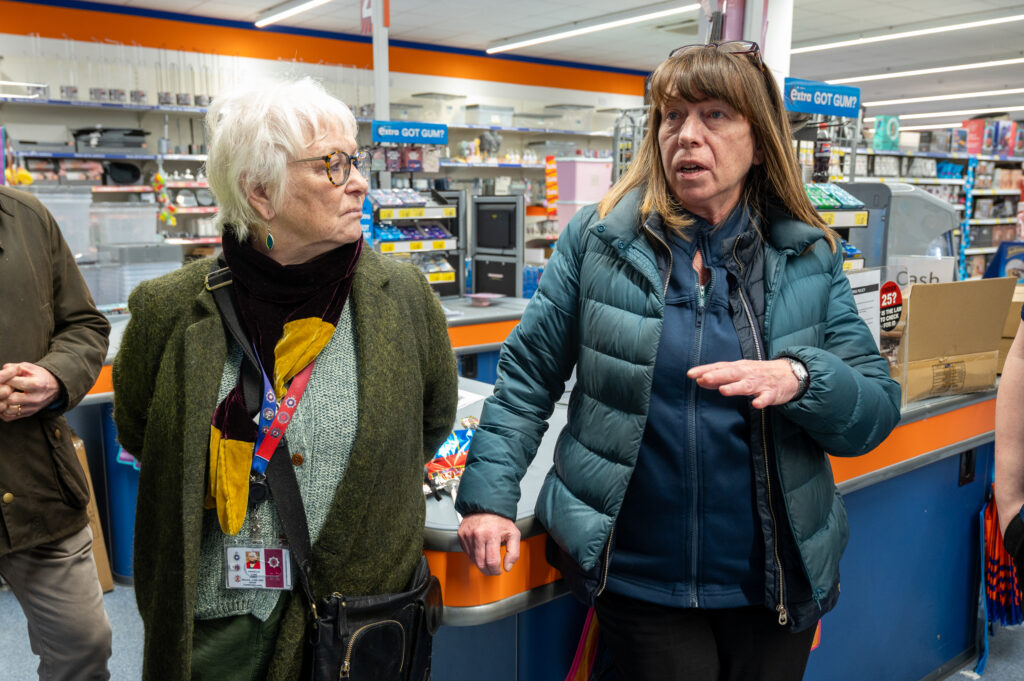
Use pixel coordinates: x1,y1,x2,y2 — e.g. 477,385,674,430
191,595,289,681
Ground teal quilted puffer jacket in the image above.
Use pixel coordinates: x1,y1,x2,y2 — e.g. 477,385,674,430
456,187,901,630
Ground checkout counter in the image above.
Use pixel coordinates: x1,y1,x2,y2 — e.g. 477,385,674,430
70,205,996,680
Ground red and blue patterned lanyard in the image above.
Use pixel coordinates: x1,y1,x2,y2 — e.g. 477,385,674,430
251,349,316,475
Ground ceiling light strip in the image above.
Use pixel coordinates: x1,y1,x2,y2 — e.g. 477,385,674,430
864,88,1024,108
897,122,969,131
792,14,1024,54
827,57,1024,85
255,0,333,29
486,3,701,54
864,105,1024,123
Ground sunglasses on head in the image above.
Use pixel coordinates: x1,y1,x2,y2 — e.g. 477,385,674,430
668,40,765,73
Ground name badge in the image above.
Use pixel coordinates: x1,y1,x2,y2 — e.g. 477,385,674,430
224,545,293,590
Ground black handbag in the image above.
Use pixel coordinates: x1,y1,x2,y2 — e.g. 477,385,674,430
308,557,443,681
206,261,444,681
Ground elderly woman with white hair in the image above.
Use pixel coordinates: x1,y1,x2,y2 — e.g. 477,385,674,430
113,77,457,681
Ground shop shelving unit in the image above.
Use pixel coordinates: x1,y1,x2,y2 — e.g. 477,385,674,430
834,147,1023,278
369,189,466,297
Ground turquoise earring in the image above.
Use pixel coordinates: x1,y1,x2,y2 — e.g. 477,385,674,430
265,231,275,250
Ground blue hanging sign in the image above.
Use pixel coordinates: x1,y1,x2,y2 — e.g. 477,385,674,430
783,78,861,118
371,120,448,145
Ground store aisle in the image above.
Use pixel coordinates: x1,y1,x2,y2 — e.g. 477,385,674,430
0,583,143,680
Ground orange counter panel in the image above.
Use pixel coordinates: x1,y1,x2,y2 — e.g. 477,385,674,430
87,364,113,397
829,398,995,484
447,320,520,350
425,534,560,608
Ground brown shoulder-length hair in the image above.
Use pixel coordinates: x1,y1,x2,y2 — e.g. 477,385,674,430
599,45,836,251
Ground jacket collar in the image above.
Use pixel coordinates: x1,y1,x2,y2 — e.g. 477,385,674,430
591,187,646,247
764,205,825,255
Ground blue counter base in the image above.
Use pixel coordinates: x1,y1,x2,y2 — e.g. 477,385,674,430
433,594,588,681
805,444,992,681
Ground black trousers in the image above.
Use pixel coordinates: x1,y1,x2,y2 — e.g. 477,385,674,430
594,590,817,681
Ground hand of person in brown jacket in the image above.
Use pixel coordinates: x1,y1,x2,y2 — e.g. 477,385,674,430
0,362,61,421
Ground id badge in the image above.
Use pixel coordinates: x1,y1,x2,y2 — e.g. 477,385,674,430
224,544,293,590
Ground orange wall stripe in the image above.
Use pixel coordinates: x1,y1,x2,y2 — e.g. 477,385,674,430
829,398,995,484
425,534,560,608
447,320,520,349
87,363,113,396
0,1,373,68
0,1,644,96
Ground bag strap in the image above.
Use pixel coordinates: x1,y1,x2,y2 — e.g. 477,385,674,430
205,260,262,414
205,259,321,617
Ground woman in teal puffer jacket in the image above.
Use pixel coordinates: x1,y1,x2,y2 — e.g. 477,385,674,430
456,42,900,681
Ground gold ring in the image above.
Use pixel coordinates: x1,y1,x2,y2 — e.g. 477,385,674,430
17,405,21,417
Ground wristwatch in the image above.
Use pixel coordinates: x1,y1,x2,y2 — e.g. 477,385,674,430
785,357,810,400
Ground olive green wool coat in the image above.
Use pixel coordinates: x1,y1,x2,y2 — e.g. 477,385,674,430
112,249,458,681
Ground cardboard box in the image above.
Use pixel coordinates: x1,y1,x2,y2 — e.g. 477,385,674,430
72,436,114,593
999,337,1014,374
887,278,1016,405
1003,285,1024,338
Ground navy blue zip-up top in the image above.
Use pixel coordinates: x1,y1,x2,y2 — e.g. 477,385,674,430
606,206,764,609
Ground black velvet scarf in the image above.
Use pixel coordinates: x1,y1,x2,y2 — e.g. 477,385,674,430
207,229,362,534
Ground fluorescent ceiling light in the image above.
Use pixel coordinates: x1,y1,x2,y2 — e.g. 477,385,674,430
793,14,1024,54
487,2,701,54
864,88,1024,107
255,0,333,28
897,122,967,131
827,57,1024,85
865,105,1024,122
0,79,47,88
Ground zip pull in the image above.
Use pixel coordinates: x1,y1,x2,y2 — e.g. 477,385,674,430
698,283,706,309
340,660,351,678
776,603,789,626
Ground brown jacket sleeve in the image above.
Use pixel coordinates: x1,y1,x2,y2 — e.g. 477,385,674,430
33,204,111,409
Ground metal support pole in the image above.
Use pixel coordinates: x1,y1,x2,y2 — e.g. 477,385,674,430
371,0,389,121
849,108,863,182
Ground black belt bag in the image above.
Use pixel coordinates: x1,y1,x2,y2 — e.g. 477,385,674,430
207,261,444,681
309,556,443,681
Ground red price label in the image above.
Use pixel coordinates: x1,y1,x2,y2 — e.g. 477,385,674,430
879,281,903,332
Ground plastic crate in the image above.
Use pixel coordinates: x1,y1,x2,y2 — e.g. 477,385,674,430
32,192,93,260
89,204,160,246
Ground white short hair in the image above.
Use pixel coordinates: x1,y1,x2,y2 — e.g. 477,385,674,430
204,77,358,240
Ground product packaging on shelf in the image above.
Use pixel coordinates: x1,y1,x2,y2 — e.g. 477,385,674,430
872,116,900,151
385,148,401,172
962,118,999,155
953,129,969,154
400,146,423,172
882,277,1016,406
996,121,1018,157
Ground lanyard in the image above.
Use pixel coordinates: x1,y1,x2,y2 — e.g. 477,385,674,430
251,353,316,475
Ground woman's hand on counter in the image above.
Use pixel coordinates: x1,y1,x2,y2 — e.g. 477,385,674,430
458,512,521,575
688,359,801,408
